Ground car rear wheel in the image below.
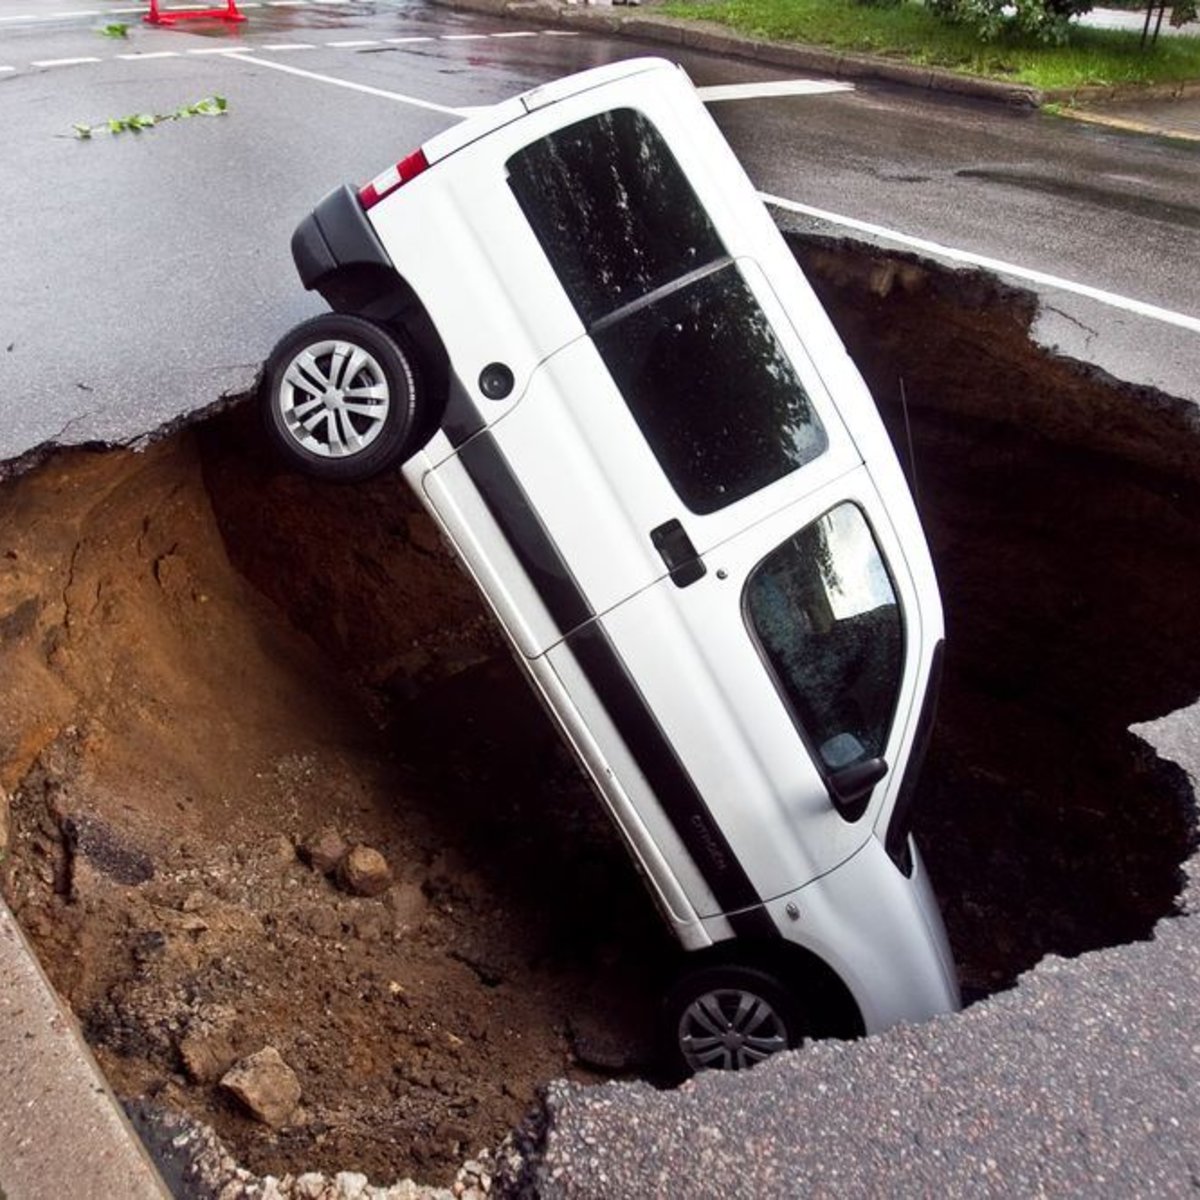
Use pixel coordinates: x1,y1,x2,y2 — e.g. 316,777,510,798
664,964,804,1076
261,313,422,483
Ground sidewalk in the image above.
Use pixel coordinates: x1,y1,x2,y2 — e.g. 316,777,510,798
0,898,168,1200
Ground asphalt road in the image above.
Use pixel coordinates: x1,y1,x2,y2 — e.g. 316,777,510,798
0,0,1198,468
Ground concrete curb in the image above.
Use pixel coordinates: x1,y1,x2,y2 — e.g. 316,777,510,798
0,897,169,1200
437,0,1200,111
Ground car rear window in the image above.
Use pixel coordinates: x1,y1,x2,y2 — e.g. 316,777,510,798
506,107,725,327
744,504,903,771
593,262,827,514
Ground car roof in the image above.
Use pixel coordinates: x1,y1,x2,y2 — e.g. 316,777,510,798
421,56,681,166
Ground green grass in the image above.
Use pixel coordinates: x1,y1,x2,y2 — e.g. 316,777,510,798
658,0,1200,89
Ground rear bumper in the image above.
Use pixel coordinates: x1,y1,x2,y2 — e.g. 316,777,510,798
291,183,394,294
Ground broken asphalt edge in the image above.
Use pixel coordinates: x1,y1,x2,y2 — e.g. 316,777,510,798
434,0,1200,114
0,896,171,1199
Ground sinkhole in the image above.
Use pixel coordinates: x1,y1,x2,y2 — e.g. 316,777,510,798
0,233,1196,1188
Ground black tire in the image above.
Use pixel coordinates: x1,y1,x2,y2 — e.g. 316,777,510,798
261,313,423,483
662,964,805,1077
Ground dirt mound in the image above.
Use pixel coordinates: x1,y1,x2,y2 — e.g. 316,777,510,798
0,439,661,1186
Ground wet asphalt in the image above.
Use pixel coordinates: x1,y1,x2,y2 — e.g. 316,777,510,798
1,0,1198,467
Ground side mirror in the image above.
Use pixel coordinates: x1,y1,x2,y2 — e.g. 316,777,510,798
828,757,889,822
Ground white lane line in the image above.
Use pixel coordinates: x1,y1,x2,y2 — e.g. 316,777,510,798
440,33,487,40
541,29,578,35
326,38,378,46
31,55,101,66
233,53,466,115
697,80,852,103
261,41,317,49
0,9,98,19
763,193,1200,334
490,30,537,37
117,50,180,58
0,65,14,73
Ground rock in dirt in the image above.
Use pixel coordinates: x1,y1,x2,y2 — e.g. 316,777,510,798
337,845,391,897
298,826,348,875
179,1030,239,1084
62,812,154,894
385,881,428,931
220,1046,302,1128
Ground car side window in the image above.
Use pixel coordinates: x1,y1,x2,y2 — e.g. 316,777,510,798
508,106,827,513
593,262,827,514
744,504,904,772
506,107,725,326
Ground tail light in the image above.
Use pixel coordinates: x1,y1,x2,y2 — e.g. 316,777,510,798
358,148,429,210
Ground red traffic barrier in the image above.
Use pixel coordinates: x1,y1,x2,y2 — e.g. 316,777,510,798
144,0,246,24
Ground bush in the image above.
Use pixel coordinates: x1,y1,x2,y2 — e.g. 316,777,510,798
927,0,1093,44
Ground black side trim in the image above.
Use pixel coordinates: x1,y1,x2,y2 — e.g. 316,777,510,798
442,377,486,449
290,184,392,291
457,433,592,636
885,639,944,873
566,622,768,921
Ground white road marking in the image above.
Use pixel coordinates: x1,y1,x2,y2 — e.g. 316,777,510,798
541,29,578,35
490,30,537,37
697,80,852,103
0,65,14,72
326,38,377,46
31,55,101,66
0,9,98,19
440,33,487,40
118,50,180,58
233,53,467,115
762,193,1200,334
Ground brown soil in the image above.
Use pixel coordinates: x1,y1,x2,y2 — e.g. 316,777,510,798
0,435,664,1187
1,236,1198,1188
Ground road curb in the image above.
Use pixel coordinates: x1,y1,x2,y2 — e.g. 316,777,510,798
0,897,170,1200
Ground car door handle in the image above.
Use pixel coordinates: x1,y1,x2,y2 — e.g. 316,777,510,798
650,519,707,588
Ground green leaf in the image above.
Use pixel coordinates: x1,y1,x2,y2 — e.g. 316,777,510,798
107,117,125,134
99,21,129,37
72,123,93,139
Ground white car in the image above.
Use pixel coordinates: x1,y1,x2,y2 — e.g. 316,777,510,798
262,57,961,1074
